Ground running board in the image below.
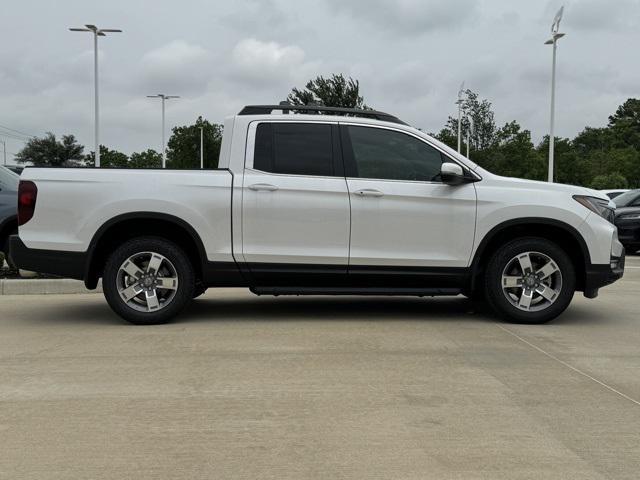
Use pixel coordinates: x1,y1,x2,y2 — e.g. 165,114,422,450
250,287,461,297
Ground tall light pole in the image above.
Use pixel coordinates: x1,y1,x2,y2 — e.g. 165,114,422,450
69,24,122,168
545,6,565,183
147,94,179,168
199,126,204,169
466,115,474,159
0,140,6,166
456,81,465,153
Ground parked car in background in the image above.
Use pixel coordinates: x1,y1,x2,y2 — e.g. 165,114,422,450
11,105,625,325
614,189,640,253
0,166,19,265
5,166,24,175
601,189,629,200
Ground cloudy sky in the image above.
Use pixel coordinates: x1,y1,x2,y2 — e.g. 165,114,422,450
1,0,639,161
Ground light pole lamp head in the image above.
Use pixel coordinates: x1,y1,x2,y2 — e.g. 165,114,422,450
545,6,566,44
70,25,122,36
551,6,564,34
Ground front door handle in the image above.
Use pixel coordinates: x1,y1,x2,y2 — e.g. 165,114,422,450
248,183,279,192
353,188,384,197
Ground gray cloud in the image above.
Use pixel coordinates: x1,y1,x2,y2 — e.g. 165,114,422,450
325,0,480,34
0,0,639,161
558,0,640,31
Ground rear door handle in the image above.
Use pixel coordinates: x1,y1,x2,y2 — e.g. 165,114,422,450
353,188,384,197
248,183,279,192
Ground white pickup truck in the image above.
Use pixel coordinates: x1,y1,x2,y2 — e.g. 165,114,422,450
11,105,625,325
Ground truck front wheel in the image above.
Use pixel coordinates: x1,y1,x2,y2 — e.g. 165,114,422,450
484,237,576,324
103,237,195,325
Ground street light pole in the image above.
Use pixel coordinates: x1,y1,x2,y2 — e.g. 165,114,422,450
69,24,122,168
1,140,6,166
199,127,204,169
457,81,465,153
147,94,179,168
545,6,565,183
466,115,474,159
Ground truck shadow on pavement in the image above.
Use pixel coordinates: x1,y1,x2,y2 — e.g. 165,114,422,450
31,294,605,327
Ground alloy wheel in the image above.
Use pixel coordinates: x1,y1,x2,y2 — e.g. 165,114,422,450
116,251,179,313
501,251,563,312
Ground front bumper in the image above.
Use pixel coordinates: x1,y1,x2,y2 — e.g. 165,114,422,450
583,249,625,298
9,235,87,281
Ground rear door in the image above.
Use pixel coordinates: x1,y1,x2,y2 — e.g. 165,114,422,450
241,121,350,281
342,124,477,269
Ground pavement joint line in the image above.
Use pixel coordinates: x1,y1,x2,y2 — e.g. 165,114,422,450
495,323,640,408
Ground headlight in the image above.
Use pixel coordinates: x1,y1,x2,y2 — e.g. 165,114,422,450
573,195,615,223
618,212,640,220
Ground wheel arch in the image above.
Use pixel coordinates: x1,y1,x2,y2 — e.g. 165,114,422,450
470,218,591,294
84,212,207,289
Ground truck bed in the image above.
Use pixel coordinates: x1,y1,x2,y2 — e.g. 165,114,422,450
18,167,235,263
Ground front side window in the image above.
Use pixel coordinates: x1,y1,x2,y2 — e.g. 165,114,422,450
253,123,334,176
345,126,445,182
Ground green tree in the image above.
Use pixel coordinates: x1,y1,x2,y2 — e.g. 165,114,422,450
166,117,223,169
15,133,84,167
437,89,498,152
590,172,629,190
287,74,369,109
608,98,640,150
536,136,586,186
130,149,162,169
459,90,497,150
489,121,545,180
432,128,457,151
84,145,129,168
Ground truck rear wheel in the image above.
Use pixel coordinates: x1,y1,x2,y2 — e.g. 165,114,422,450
484,237,575,324
103,237,195,325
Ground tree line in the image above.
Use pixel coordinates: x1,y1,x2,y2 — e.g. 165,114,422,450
16,116,222,169
15,73,640,189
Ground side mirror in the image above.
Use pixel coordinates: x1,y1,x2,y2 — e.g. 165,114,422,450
441,162,465,185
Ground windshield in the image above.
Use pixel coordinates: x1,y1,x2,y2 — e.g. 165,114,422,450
0,166,19,191
613,189,640,208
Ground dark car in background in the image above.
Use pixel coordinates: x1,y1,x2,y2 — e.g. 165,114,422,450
614,189,640,254
0,166,19,265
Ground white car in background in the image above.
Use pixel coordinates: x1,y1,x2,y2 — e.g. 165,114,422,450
10,105,625,325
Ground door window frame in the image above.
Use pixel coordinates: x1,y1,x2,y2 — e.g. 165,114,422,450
339,122,479,184
245,120,345,179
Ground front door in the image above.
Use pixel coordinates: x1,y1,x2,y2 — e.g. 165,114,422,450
342,124,477,271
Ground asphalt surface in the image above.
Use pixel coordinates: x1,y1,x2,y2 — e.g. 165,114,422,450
1,255,640,479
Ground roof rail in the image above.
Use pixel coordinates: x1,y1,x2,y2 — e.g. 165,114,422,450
238,104,408,125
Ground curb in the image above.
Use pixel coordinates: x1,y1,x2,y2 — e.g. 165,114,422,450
0,279,103,295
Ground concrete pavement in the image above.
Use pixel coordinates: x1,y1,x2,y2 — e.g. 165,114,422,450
1,255,640,479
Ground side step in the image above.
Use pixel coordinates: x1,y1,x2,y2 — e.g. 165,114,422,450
250,287,461,297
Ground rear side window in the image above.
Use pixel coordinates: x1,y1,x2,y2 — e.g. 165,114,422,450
344,125,445,182
254,123,334,176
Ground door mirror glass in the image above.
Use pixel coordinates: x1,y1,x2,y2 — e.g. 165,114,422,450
441,162,465,185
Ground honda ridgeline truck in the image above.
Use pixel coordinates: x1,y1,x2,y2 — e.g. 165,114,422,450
10,105,625,324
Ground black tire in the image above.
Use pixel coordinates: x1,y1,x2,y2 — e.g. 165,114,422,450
2,229,17,269
103,237,195,325
484,237,576,324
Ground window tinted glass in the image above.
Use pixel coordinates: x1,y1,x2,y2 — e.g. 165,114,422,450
254,123,334,176
346,126,444,181
614,190,640,208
